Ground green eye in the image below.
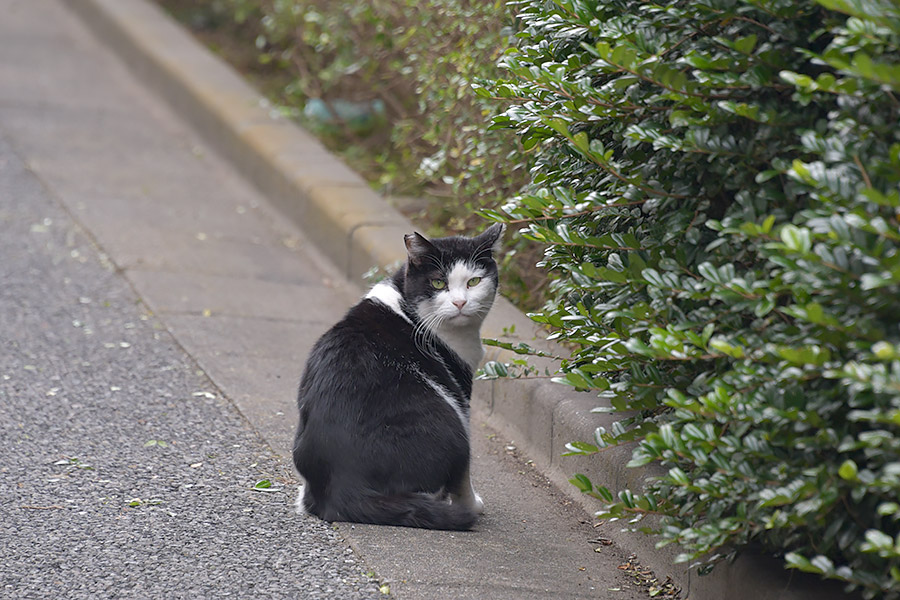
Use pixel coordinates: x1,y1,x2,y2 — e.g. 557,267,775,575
467,277,481,287
431,279,446,290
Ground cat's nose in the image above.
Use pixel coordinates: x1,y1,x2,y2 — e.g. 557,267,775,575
452,299,467,310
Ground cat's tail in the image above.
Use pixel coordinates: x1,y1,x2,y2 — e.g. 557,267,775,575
320,488,478,531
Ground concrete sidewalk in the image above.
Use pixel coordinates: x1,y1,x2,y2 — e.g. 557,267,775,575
0,135,381,598
0,0,656,598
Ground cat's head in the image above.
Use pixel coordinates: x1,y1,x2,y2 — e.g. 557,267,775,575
401,223,505,329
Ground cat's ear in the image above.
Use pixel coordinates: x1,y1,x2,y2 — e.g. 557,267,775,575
404,232,437,266
475,223,506,255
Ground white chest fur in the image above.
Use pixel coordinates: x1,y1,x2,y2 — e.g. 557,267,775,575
434,321,485,371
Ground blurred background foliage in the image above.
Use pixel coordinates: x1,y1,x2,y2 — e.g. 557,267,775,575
156,0,546,306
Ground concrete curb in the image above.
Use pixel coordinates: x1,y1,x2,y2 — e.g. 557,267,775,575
65,1,846,598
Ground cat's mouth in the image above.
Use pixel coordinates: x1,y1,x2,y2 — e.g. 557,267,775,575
448,311,474,324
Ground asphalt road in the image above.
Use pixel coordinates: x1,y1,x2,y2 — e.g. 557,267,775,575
0,140,382,598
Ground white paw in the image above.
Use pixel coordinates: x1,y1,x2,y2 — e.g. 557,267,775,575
294,484,308,516
456,489,484,514
472,492,485,515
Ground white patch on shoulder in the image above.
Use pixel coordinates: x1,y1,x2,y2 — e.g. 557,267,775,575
420,373,469,433
365,281,411,323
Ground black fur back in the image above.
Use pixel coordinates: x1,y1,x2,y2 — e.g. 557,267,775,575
292,225,503,530
292,287,476,530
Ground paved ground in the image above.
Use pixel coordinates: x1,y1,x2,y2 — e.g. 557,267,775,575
0,0,652,598
0,137,380,599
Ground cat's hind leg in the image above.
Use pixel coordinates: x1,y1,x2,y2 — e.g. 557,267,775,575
295,477,313,516
450,465,484,515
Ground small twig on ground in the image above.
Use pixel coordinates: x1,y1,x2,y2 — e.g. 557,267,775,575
618,554,683,599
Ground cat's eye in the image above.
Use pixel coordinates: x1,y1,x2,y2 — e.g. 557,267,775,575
467,277,481,288
431,279,446,290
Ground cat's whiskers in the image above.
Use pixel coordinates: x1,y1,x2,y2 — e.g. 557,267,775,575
428,314,449,351
413,311,444,358
423,254,445,273
469,307,491,319
466,245,478,267
468,244,493,268
468,245,491,266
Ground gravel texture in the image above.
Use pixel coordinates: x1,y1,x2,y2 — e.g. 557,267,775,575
0,141,382,599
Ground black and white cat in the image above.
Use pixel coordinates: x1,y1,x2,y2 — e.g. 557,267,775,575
292,223,504,530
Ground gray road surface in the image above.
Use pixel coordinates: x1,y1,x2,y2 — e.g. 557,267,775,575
0,138,381,598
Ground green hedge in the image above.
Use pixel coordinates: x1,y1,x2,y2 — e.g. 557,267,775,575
483,0,900,596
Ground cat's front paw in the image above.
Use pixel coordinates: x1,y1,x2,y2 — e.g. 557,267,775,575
470,492,485,515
